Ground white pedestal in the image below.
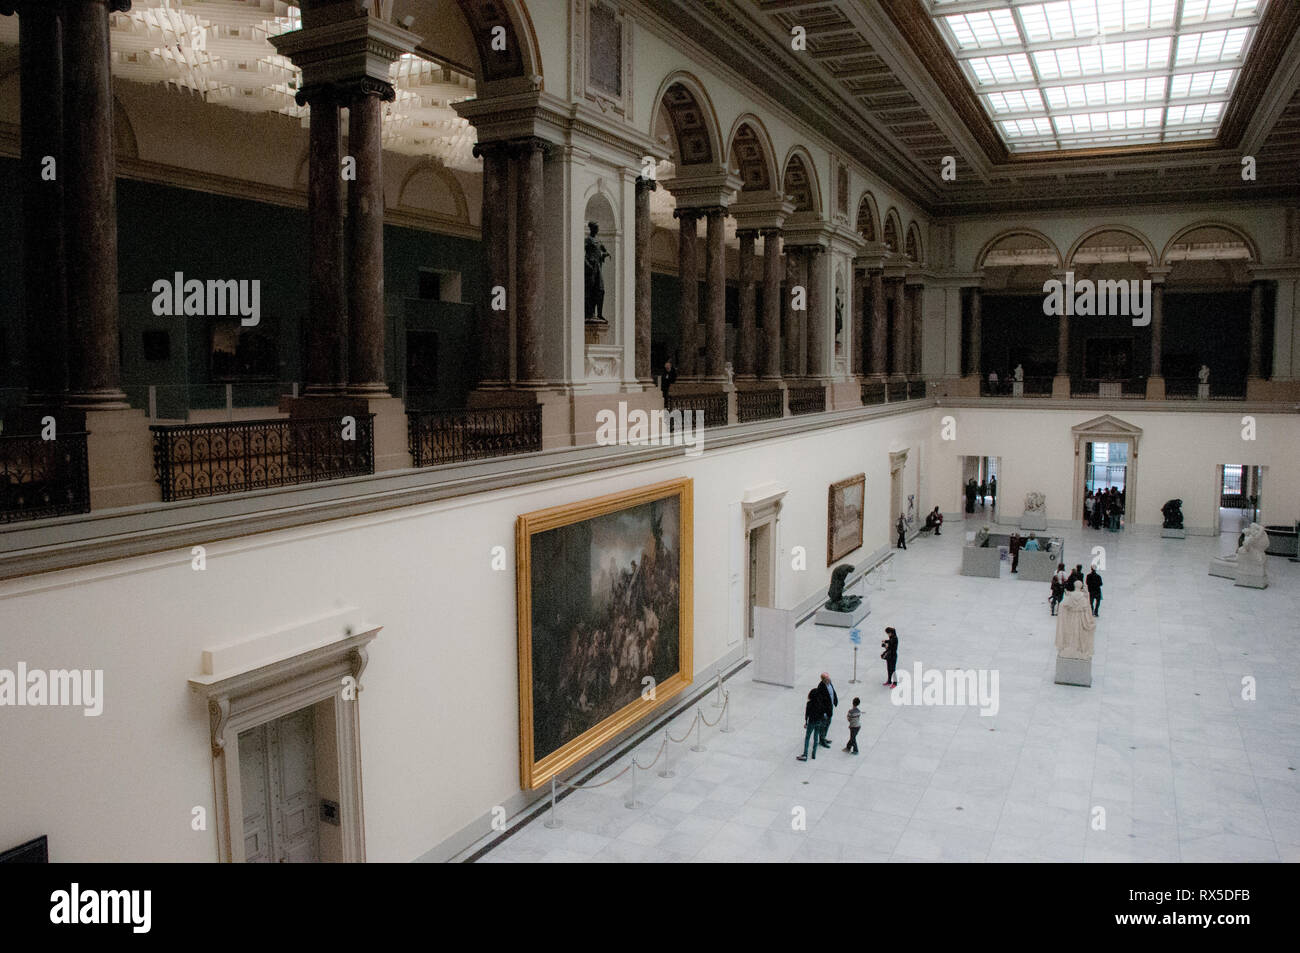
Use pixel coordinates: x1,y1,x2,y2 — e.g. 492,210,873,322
1012,381,1024,397
1197,383,1210,399
1161,528,1186,538
1055,655,1092,687
1020,512,1048,531
814,598,871,628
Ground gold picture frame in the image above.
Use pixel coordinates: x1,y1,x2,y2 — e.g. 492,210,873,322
827,473,866,565
516,478,694,790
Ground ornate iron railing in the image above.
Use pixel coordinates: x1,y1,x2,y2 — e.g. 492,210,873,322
0,431,90,523
665,393,728,429
736,389,783,423
787,385,826,416
886,380,908,402
981,377,1053,397
861,381,887,405
407,406,542,467
151,415,374,501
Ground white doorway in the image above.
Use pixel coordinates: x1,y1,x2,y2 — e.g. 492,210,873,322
239,706,321,863
960,455,1000,516
1214,464,1265,538
747,523,774,642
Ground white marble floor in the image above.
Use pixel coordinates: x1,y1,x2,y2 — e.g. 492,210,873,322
478,522,1300,863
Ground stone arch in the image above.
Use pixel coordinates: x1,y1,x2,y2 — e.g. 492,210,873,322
882,208,903,253
450,0,544,86
1160,220,1259,266
651,72,723,168
727,115,778,192
781,146,821,215
975,228,1063,271
397,159,471,223
855,191,880,243
1066,224,1157,268
905,221,923,264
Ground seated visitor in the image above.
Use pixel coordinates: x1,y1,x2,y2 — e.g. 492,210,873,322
924,507,943,535
1023,533,1040,551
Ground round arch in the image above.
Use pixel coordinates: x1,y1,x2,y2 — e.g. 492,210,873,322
1160,220,1259,265
975,228,1063,271
726,114,778,192
450,0,544,86
855,191,880,243
781,146,822,215
397,159,470,223
882,208,903,253
905,221,924,264
1066,224,1158,268
650,71,724,168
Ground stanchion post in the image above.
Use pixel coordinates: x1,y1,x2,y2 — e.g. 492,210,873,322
659,729,675,778
543,776,562,829
625,762,640,809
691,709,706,752
713,671,723,707
720,690,732,733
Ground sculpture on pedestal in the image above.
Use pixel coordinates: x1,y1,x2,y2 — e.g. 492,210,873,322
1198,365,1210,385
825,564,862,613
1054,581,1096,660
584,221,610,322
1209,521,1270,588
1014,364,1024,382
1024,491,1046,513
1161,499,1184,529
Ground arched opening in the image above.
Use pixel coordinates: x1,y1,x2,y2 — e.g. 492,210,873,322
905,223,922,264
856,193,879,243
975,230,1064,393
882,210,901,254
782,151,819,214
729,119,775,193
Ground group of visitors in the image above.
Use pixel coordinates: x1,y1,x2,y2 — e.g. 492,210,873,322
1083,486,1124,531
1049,562,1103,617
1007,531,1041,573
964,476,996,513
797,627,899,761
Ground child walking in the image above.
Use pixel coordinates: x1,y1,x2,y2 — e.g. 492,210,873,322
843,698,862,754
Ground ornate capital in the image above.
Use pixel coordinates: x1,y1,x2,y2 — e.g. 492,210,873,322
339,76,396,104
673,207,701,223
295,82,342,109
636,175,658,194
110,0,132,11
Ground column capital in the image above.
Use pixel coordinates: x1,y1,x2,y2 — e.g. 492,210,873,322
636,175,658,194
737,227,759,241
672,206,702,222
1147,266,1171,283
295,82,344,109
338,75,397,104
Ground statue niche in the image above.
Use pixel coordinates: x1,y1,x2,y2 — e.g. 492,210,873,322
584,220,610,323
825,564,862,613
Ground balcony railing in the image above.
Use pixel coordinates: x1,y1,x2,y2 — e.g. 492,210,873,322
886,380,908,402
787,385,826,416
1070,378,1148,399
665,393,728,429
981,377,1053,397
1165,377,1245,400
861,381,887,405
407,406,542,467
0,431,90,523
736,389,782,423
151,415,374,502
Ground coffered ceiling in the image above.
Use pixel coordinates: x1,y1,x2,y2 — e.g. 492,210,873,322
642,0,1300,215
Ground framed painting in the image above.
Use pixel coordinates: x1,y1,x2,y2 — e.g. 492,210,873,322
516,479,693,790
827,474,865,565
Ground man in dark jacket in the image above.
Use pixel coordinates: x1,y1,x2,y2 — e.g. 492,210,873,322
814,672,838,748
1067,563,1085,591
896,513,908,550
1086,567,1103,616
881,627,899,687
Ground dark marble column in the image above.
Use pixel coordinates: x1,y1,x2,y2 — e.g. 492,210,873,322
1248,280,1265,378
635,175,655,382
704,206,727,380
298,83,347,393
474,141,510,384
851,268,865,377
1149,281,1164,378
674,208,700,376
968,286,982,377
890,279,906,377
761,229,782,380
13,0,68,402
63,0,131,407
899,285,913,377
869,269,886,377
1056,312,1069,380
806,246,827,377
514,138,545,383
783,247,804,378
345,79,393,395
736,229,757,378
910,283,924,377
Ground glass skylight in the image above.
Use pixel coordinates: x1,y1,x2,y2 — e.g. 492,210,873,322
923,0,1268,152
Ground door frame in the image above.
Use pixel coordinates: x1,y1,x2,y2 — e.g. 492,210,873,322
741,483,787,656
1071,414,1142,526
189,627,378,863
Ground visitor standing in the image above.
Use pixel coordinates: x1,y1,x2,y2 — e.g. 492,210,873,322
816,673,838,748
1086,566,1103,616
1049,563,1068,616
988,476,997,508
1067,563,1084,591
896,513,908,550
797,687,824,762
881,627,899,687
1083,490,1093,529
843,698,862,754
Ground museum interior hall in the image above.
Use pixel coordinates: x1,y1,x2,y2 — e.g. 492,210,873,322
0,0,1298,866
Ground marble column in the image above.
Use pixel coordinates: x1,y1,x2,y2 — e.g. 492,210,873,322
345,79,393,395
890,279,906,377
635,176,655,382
899,285,913,378
1249,280,1265,379
968,286,982,378
475,141,510,384
1056,311,1070,380
1146,278,1166,399
806,246,827,377
63,0,130,407
675,208,699,377
869,269,886,377
910,283,924,377
784,247,806,377
14,0,68,402
761,229,782,379
736,229,758,378
704,206,727,380
299,83,347,393
851,269,865,376
514,138,545,384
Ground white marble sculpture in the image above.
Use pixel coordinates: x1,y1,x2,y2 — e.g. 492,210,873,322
1209,522,1269,588
1055,581,1096,660
1014,364,1024,382
1025,491,1046,513
1198,364,1210,384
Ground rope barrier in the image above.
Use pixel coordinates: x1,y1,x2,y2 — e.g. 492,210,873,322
538,685,734,825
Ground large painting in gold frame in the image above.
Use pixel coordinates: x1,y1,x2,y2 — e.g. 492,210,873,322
827,474,866,565
516,478,694,790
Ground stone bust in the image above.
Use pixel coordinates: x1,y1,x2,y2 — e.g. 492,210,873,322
1162,499,1184,529
825,564,862,613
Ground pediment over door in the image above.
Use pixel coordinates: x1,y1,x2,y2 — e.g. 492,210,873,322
1071,415,1143,455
